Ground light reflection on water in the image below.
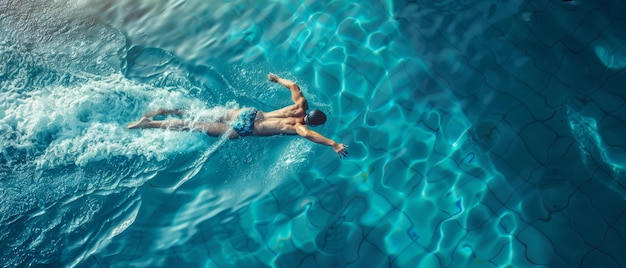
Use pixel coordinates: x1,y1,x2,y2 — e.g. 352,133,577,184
2,0,625,267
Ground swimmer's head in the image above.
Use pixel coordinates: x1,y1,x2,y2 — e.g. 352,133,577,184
304,110,327,126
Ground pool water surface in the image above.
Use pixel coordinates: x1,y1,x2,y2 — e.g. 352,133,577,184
1,0,625,267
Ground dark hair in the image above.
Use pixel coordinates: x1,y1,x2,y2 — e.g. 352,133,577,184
304,110,327,126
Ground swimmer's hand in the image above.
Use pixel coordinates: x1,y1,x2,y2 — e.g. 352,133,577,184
268,73,280,82
333,143,349,159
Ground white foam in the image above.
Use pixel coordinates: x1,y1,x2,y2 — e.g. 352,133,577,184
0,74,230,168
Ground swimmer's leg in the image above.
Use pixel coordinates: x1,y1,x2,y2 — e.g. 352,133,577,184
127,117,152,129
126,116,195,131
143,108,239,122
210,109,243,123
144,108,185,118
127,117,191,130
127,117,237,138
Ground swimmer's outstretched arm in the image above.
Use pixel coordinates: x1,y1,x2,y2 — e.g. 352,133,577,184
269,73,306,105
295,124,348,158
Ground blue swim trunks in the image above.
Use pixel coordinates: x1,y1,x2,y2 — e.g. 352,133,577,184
232,108,258,137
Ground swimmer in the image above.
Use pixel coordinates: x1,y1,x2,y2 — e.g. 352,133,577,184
127,73,349,158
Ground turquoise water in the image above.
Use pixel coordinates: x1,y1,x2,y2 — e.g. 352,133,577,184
2,0,626,267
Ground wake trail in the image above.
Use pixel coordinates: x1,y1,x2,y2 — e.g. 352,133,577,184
171,129,233,190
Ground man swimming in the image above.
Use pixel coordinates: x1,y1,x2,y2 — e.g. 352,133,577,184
127,73,349,158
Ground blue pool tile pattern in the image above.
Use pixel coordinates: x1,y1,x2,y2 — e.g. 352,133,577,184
1,0,625,267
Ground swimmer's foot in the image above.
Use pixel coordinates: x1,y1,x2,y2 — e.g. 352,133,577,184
127,117,151,129
143,108,166,118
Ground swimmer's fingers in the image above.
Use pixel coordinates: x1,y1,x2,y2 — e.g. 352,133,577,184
337,144,349,158
268,73,279,82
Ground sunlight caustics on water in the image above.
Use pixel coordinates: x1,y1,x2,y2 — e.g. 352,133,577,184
1,0,626,267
